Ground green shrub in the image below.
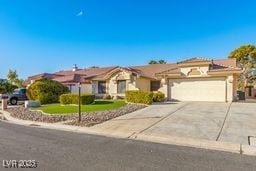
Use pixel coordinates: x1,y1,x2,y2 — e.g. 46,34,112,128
27,79,69,104
125,90,153,105
81,94,95,104
153,91,165,102
37,92,56,105
60,94,78,105
60,94,95,105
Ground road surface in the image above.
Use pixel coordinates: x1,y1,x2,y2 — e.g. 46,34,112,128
0,121,255,171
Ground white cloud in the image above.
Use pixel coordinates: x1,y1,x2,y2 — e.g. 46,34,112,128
76,11,83,17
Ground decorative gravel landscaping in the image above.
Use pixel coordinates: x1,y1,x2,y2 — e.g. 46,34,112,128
7,107,75,123
66,104,146,127
6,103,146,126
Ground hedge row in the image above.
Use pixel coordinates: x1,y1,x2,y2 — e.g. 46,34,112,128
60,94,95,105
125,90,153,105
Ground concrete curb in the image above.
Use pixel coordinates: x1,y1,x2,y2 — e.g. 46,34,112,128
134,133,241,154
1,109,256,156
0,110,129,139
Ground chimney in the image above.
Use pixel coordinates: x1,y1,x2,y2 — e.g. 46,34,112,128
72,64,78,72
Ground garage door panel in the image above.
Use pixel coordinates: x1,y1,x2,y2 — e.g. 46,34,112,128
169,77,226,102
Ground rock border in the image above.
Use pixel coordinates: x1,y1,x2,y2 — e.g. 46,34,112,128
6,104,147,127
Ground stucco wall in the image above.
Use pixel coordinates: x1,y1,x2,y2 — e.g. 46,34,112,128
158,78,168,98
226,75,234,102
108,71,131,96
136,77,150,91
93,70,153,97
70,84,92,94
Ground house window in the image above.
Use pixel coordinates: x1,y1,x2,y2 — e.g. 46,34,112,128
117,80,126,94
150,81,161,91
98,81,106,94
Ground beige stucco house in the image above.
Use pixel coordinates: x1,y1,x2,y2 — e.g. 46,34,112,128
25,58,242,102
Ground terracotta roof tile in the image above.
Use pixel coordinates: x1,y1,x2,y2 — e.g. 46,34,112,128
25,58,242,85
212,58,238,69
129,64,176,79
177,57,212,64
52,74,82,83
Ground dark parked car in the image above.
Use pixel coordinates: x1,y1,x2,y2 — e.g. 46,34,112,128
0,88,28,105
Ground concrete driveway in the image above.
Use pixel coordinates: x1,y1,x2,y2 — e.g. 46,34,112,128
91,102,256,145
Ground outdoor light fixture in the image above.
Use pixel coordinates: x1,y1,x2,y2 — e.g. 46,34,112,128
78,82,81,123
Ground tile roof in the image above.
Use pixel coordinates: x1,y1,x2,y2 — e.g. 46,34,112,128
24,73,59,85
177,57,212,64
209,58,242,72
25,58,242,85
156,58,242,75
129,64,176,79
25,67,118,85
52,74,82,83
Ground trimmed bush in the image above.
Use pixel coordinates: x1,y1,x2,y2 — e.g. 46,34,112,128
60,94,95,105
125,90,153,105
153,91,165,102
81,94,95,104
27,79,69,104
60,94,78,105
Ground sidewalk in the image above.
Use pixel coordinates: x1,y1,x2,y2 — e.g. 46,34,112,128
1,109,256,156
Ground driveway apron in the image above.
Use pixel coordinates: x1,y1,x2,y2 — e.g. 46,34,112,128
141,102,230,141
90,102,186,138
219,102,256,144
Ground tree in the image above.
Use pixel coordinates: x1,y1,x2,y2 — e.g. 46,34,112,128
148,60,158,64
0,79,18,93
7,70,18,84
14,79,25,88
158,60,167,64
89,66,99,68
148,60,167,64
229,44,256,89
7,69,24,87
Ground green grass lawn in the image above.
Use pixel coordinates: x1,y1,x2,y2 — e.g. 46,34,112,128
33,100,127,114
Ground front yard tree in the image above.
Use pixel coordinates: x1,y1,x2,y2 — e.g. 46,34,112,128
229,44,256,89
7,69,24,87
0,79,18,93
7,69,18,84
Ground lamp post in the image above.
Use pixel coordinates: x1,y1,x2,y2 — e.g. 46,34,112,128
78,82,81,123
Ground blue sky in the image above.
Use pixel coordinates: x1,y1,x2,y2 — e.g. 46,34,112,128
0,0,256,79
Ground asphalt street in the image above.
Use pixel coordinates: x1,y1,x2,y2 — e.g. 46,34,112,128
0,121,255,171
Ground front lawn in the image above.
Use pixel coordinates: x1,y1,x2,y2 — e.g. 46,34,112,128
33,100,127,114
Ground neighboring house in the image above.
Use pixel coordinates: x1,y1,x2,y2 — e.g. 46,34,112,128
25,58,242,102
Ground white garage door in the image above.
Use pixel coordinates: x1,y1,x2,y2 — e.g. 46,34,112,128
169,77,226,102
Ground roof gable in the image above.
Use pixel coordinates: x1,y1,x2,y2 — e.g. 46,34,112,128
177,57,212,67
